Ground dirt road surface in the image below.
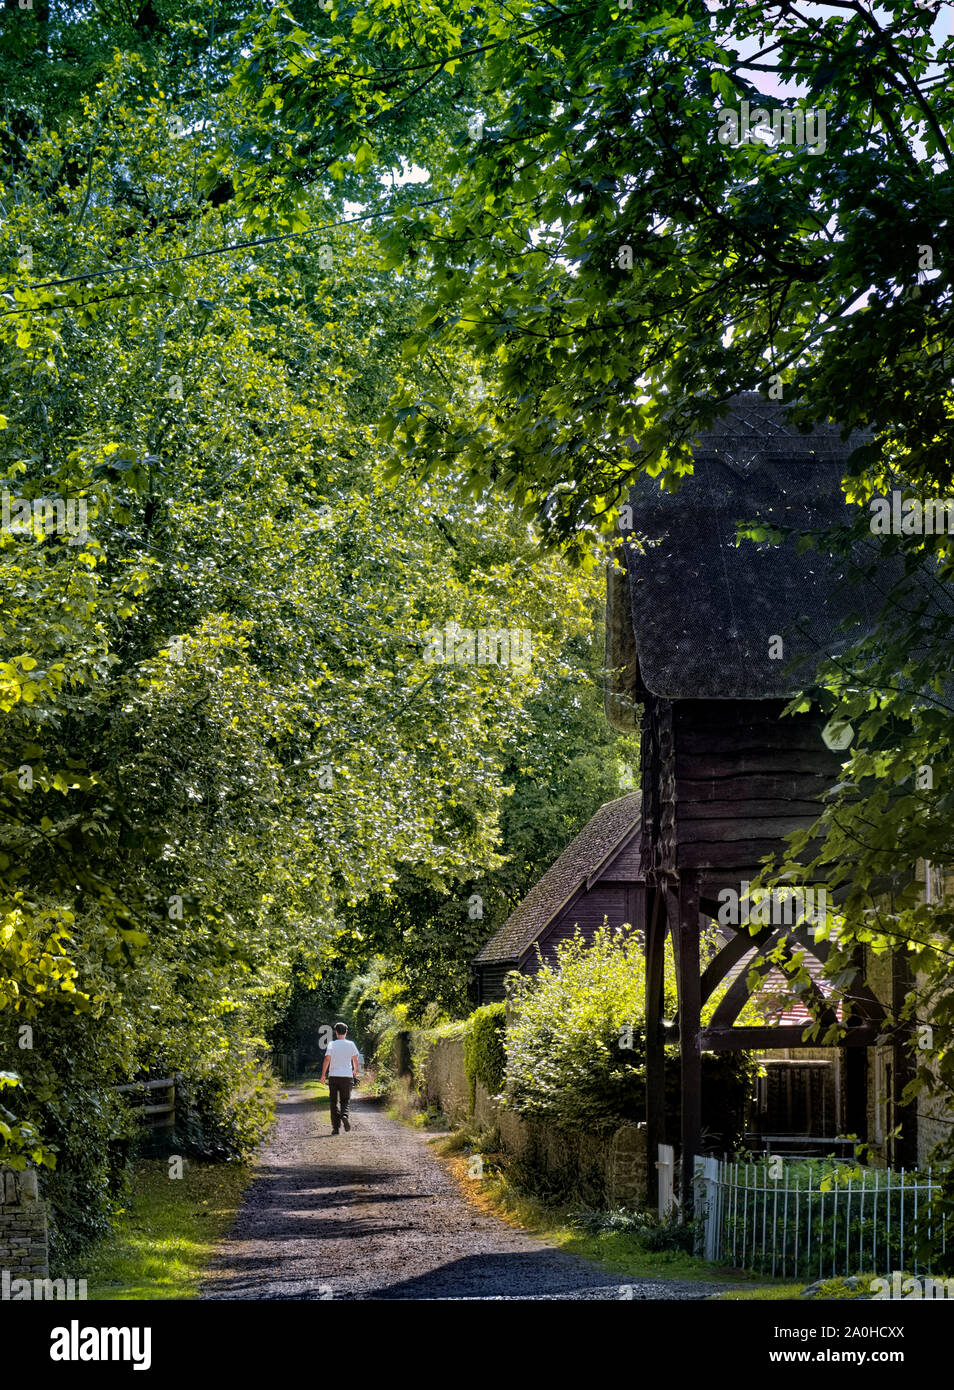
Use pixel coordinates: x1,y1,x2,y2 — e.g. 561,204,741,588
200,1084,737,1301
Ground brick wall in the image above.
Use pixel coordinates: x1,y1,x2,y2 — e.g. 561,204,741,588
0,1169,48,1279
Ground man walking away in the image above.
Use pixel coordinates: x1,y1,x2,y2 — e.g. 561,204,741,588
320,1023,360,1134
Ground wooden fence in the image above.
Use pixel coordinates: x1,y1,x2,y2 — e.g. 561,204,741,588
114,1077,176,1133
695,1155,950,1278
268,1050,299,1081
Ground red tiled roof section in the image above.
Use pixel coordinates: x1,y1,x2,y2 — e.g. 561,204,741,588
475,793,642,965
719,937,843,1026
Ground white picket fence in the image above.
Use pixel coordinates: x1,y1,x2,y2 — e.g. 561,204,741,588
694,1155,950,1278
657,1143,678,1218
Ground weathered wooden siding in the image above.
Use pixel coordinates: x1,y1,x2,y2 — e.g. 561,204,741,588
669,699,842,880
640,694,676,879
477,964,514,1003
528,886,630,970
600,836,641,882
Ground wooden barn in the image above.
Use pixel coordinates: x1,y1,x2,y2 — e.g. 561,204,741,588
605,394,918,1200
473,792,643,1003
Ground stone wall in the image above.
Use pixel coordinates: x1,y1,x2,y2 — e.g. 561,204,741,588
486,1087,646,1206
396,1033,647,1207
0,1169,48,1279
863,942,949,1168
864,885,954,1169
917,1090,950,1165
422,1036,471,1126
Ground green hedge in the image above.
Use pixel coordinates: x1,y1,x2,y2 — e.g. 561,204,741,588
463,1003,507,1109
504,922,756,1142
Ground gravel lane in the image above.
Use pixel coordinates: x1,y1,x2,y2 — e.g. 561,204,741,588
200,1084,736,1301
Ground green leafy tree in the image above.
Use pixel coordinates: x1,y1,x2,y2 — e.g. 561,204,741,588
221,0,950,548
0,43,611,1261
339,619,640,1020
220,1,954,1205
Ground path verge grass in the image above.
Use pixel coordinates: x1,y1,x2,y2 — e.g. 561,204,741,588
713,1284,805,1299
84,1157,254,1299
430,1132,784,1293
300,1077,330,1107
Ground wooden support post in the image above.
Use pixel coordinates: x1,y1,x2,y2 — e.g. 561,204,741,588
676,873,702,1212
644,884,667,1207
845,1046,868,1143
891,950,918,1169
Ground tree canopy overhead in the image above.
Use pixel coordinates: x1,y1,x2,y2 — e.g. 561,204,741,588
222,0,951,548
4,0,954,1264
0,20,631,1255
219,3,954,1174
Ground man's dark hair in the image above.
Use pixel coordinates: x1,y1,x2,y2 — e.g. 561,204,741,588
334,1022,348,1036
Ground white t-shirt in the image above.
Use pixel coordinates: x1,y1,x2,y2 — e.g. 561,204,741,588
326,1038,360,1078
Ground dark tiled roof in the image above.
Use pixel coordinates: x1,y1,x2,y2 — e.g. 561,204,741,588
475,793,642,964
620,394,883,699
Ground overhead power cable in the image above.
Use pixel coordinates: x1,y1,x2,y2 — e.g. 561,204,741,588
2,195,451,311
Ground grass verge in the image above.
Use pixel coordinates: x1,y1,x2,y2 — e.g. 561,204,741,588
85,1157,254,1300
430,1132,786,1293
301,1077,330,1105
713,1284,805,1300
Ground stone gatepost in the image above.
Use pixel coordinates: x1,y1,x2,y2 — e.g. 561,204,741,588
606,1122,647,1207
0,1169,49,1281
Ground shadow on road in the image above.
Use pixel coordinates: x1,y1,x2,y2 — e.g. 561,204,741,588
368,1251,618,1300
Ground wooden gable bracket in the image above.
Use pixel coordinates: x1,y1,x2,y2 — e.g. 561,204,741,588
697,924,890,1048
705,935,841,1038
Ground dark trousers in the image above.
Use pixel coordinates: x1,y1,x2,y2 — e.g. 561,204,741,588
328,1077,353,1131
